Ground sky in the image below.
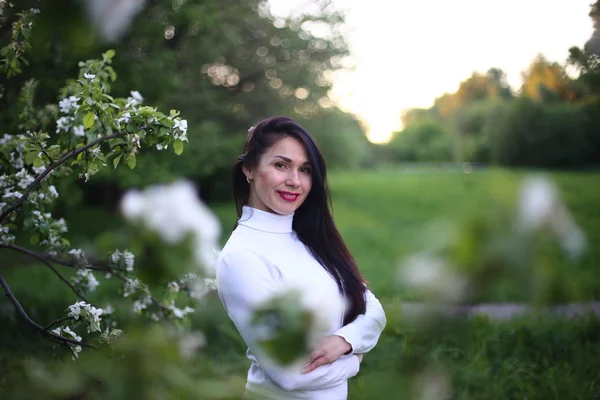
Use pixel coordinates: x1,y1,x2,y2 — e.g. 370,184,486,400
269,0,595,143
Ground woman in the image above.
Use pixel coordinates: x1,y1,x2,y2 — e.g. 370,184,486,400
216,116,386,400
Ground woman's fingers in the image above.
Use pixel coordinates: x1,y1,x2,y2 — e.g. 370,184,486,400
301,355,327,374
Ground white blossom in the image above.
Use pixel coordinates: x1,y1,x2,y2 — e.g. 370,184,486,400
190,277,217,300
173,118,188,141
75,268,99,292
3,191,22,199
130,90,143,103
84,73,96,80
62,326,82,342
168,282,180,293
398,253,468,303
166,302,194,319
68,248,85,258
132,296,152,313
123,251,135,271
123,278,141,297
58,96,80,114
0,225,15,244
32,165,46,175
119,180,221,274
15,169,34,189
156,143,168,151
178,332,206,359
117,112,131,126
518,177,587,259
56,116,74,133
102,304,114,315
73,125,85,137
48,185,58,198
30,8,41,14
110,249,121,264
68,301,85,320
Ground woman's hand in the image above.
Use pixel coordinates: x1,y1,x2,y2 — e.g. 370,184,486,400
301,335,352,374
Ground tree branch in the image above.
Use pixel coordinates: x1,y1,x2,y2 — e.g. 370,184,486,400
0,243,108,272
0,132,126,224
0,274,91,347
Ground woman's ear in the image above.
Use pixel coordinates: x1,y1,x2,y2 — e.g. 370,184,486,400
242,165,253,181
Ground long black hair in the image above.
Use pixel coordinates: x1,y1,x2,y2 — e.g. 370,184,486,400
232,116,366,325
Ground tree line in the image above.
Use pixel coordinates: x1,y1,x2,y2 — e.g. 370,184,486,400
378,2,600,169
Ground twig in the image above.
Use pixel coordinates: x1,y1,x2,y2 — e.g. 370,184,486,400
44,315,75,330
0,182,18,191
37,141,54,163
0,132,126,224
0,274,91,347
45,261,91,303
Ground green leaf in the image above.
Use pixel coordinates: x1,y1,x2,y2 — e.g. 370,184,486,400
104,49,116,60
113,154,122,169
127,154,136,169
173,139,184,155
83,112,95,129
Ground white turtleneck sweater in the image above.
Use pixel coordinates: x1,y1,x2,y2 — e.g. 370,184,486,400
216,206,386,400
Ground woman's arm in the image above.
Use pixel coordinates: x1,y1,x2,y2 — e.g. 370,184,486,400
333,288,387,354
216,249,360,391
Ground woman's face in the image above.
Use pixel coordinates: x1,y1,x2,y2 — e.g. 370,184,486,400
244,136,313,215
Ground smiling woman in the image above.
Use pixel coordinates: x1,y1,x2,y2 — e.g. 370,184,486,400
216,116,386,399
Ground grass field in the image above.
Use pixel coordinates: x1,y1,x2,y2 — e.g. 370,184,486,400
2,168,600,398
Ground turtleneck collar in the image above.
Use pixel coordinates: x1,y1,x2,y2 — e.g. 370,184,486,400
237,205,294,234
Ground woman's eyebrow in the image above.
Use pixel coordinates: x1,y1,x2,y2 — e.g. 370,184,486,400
272,155,311,165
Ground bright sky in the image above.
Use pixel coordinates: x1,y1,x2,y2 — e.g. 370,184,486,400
269,0,595,143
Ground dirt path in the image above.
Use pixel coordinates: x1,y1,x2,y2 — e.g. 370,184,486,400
399,302,600,320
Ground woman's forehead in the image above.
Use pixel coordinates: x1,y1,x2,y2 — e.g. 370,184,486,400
264,137,309,163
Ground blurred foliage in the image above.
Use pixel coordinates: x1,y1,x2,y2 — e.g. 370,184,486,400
0,0,367,204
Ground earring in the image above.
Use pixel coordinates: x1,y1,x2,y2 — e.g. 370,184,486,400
246,176,251,184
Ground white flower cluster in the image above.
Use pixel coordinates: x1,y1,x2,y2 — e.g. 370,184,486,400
397,253,468,303
74,268,100,292
164,300,194,319
518,177,587,259
51,326,83,359
120,180,221,274
56,96,85,137
172,118,188,142
58,96,80,114
110,249,135,272
168,273,216,299
15,168,34,189
126,90,143,108
67,301,104,333
0,225,15,244
84,72,96,80
122,278,153,315
29,210,68,252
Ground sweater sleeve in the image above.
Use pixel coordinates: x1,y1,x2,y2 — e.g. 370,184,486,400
216,249,360,392
333,288,387,354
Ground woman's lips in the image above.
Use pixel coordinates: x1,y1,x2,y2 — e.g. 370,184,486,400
278,191,300,202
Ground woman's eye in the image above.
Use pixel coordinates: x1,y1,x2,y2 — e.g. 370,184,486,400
275,162,286,169
300,167,311,174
